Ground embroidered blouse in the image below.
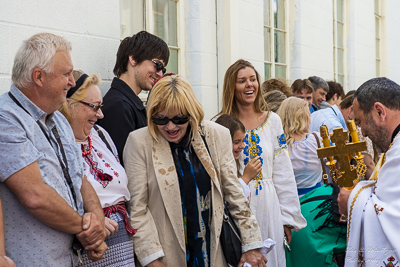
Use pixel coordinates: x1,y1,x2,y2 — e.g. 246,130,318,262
78,126,130,208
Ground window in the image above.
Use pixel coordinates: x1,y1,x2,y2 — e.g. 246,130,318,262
264,0,288,80
333,0,344,85
120,0,180,74
375,0,381,77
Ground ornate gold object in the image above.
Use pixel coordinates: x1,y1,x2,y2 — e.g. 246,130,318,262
320,126,338,183
317,123,367,187
347,120,367,181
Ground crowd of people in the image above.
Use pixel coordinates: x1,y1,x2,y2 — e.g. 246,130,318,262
1,30,399,267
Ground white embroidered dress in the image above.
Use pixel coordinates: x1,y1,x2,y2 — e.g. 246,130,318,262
238,112,306,267
345,134,400,267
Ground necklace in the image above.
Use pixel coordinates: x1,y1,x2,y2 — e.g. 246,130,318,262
81,136,92,156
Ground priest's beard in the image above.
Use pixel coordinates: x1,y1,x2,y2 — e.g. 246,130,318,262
365,114,391,153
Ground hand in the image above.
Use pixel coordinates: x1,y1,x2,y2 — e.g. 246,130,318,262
283,225,292,244
242,156,262,184
104,217,118,237
238,249,267,267
0,256,15,267
87,241,108,262
338,187,352,215
147,259,166,267
76,212,106,250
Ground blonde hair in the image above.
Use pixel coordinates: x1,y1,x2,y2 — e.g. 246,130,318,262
147,75,204,142
276,97,310,146
59,70,101,124
219,59,267,117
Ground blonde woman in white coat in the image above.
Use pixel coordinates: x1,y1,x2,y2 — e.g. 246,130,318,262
124,75,266,267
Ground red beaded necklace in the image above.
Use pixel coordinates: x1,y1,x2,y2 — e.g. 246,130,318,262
81,135,92,156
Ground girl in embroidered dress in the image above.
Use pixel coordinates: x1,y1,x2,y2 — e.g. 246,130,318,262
59,70,136,267
216,59,306,267
215,114,261,199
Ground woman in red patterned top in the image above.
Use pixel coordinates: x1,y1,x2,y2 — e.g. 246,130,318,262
59,70,136,267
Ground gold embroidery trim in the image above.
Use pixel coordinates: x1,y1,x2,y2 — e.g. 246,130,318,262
347,182,376,241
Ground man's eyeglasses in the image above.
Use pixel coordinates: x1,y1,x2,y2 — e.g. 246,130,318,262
77,100,103,112
151,116,189,125
149,58,166,75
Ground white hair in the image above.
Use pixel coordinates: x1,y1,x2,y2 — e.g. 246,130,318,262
12,32,72,89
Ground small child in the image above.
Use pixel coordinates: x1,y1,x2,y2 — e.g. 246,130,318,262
215,114,261,198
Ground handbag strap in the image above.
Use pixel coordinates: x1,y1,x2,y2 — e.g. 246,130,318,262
93,124,114,154
311,132,328,185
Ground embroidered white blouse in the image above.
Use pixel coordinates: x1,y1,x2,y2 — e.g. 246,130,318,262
78,126,130,208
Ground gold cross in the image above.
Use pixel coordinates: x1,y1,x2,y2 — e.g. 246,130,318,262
317,127,367,187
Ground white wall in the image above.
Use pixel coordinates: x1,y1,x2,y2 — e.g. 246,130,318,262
290,0,334,83
0,0,120,96
2,0,400,117
346,0,376,91
184,0,218,119
382,0,400,85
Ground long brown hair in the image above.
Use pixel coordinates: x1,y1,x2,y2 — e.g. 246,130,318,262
219,59,267,117
215,114,246,177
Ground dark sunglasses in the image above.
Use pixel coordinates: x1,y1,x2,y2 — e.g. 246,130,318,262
151,116,190,125
149,58,166,75
78,100,103,112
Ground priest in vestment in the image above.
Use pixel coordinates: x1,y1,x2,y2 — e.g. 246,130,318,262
338,77,400,267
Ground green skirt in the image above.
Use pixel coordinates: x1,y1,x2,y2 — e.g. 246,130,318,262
285,184,347,267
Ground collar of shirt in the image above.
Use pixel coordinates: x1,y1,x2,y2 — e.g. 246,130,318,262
10,84,50,122
111,77,145,111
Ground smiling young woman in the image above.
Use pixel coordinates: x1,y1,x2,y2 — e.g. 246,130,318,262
216,59,306,267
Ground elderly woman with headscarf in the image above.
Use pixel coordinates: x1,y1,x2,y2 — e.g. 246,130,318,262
59,70,136,266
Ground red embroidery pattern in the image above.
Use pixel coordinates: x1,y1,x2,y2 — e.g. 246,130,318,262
382,256,398,267
374,203,384,215
83,152,113,188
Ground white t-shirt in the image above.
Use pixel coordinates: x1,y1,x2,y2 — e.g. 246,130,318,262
288,132,323,189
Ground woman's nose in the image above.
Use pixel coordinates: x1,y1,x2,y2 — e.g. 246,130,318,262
96,108,104,119
165,120,175,129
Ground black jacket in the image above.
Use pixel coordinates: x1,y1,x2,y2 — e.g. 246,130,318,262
98,77,147,166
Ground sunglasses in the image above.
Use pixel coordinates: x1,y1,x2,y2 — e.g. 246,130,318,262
151,116,190,125
149,58,166,75
78,100,103,112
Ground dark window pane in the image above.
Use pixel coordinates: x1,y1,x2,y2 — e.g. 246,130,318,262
274,30,285,63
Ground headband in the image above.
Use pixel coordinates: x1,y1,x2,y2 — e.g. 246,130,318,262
67,74,88,98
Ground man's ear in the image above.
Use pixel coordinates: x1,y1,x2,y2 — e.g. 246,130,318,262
129,56,137,67
332,93,338,101
32,68,44,87
374,102,386,121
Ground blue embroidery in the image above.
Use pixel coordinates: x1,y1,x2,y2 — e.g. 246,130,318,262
244,130,263,194
277,133,287,147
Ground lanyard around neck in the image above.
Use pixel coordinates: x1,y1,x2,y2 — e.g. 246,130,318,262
8,92,78,209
